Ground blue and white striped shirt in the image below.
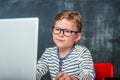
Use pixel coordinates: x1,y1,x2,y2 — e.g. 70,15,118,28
37,44,95,80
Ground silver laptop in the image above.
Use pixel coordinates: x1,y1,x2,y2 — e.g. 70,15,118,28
0,18,39,80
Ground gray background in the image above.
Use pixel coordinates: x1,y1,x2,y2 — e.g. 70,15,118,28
0,0,120,79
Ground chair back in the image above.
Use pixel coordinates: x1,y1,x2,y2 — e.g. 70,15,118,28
94,62,114,80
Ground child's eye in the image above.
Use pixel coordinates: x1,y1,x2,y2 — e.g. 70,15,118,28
65,30,71,33
55,28,60,31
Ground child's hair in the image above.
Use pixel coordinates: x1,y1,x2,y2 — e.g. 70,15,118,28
55,10,82,32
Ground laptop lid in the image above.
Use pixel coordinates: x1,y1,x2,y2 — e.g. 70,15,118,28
0,18,39,80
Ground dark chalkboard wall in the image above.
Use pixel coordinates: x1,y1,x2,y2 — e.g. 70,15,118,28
0,0,120,79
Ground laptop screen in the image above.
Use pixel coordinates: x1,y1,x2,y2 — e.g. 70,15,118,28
0,18,39,80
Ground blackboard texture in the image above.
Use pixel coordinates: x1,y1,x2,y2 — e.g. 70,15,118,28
0,0,120,79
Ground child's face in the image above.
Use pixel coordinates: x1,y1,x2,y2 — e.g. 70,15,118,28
52,19,81,49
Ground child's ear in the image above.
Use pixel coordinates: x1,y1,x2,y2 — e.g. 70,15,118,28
75,33,82,42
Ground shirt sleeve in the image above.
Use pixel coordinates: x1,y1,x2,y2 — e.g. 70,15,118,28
36,49,49,78
75,47,96,80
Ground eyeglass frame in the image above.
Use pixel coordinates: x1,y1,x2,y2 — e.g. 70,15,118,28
52,27,80,37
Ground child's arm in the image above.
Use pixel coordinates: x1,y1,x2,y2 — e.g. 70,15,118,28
76,47,95,80
36,50,49,79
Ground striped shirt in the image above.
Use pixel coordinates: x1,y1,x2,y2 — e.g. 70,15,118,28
36,44,96,80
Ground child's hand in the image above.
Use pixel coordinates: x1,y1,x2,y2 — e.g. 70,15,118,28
55,72,71,80
55,72,78,80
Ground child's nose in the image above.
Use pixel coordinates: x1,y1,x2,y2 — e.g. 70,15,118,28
59,30,64,36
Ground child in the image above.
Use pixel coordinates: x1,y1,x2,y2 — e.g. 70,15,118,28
36,10,95,80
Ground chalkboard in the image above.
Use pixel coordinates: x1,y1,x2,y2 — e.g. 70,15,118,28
0,0,120,79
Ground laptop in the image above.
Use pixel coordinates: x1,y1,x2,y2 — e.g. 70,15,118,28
0,18,39,80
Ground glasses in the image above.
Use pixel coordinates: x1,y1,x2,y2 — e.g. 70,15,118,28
52,27,80,37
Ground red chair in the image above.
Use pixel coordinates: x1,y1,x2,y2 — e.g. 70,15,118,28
94,62,114,80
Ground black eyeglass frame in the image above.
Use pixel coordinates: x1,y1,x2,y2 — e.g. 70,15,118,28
52,27,80,37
